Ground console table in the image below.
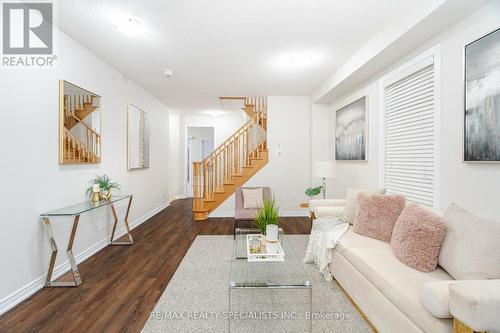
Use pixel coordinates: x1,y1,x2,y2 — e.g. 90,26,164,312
40,195,133,288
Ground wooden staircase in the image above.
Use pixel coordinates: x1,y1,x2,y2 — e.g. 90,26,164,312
61,94,101,164
193,97,268,221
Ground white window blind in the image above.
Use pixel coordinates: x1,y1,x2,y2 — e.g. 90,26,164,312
384,57,436,206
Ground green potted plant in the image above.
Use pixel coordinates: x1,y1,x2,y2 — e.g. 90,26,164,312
305,186,322,199
86,174,121,201
253,198,280,237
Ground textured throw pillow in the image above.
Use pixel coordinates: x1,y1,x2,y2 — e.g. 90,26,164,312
242,188,263,209
391,204,446,272
439,204,500,280
353,193,406,242
340,188,386,224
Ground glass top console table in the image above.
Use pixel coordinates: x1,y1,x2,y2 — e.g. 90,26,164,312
40,195,133,287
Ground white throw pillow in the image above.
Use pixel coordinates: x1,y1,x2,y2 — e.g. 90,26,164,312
439,204,500,280
242,188,263,209
340,188,385,224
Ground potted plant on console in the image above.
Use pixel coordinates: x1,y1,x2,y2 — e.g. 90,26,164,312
86,174,121,201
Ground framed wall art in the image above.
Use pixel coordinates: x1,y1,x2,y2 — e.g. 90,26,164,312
464,27,500,162
335,96,368,161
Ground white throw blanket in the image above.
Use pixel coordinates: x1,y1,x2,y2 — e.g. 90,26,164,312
303,216,350,281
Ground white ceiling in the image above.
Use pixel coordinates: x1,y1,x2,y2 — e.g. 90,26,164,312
57,0,437,113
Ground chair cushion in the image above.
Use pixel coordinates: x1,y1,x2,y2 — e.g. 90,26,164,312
340,188,385,224
419,281,454,319
353,193,406,242
337,233,453,333
439,204,500,280
391,204,447,272
242,188,263,209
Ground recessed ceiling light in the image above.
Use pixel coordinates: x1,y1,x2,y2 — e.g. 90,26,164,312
205,110,224,117
270,51,321,71
163,69,174,78
111,13,145,37
289,52,315,66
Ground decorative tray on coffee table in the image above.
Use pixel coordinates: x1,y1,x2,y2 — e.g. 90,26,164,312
246,234,285,262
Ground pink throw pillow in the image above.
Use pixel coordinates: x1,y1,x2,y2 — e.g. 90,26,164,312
353,193,406,242
391,204,447,272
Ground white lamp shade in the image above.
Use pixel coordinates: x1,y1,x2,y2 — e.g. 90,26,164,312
312,161,336,178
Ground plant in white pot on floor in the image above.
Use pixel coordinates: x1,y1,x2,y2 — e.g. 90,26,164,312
253,198,280,242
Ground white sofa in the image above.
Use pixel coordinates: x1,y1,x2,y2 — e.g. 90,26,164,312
309,199,500,333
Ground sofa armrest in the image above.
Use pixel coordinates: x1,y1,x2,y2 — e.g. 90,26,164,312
449,280,500,332
314,206,344,218
309,199,346,212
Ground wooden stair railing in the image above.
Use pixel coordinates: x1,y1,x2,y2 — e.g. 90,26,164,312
193,97,268,221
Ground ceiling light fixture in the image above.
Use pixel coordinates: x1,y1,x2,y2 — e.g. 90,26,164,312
205,110,224,117
289,52,315,66
111,13,145,37
270,51,320,71
163,69,174,78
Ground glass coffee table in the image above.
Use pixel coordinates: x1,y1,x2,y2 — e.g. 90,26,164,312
229,228,312,332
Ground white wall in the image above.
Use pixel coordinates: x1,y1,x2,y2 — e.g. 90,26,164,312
0,31,172,314
212,96,311,217
315,0,500,220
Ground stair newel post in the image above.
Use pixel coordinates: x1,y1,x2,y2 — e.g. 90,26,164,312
245,125,250,167
192,162,198,209
251,118,256,159
207,159,211,200
201,161,207,199
230,140,234,179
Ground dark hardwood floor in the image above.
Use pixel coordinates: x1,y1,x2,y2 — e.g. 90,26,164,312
0,199,310,333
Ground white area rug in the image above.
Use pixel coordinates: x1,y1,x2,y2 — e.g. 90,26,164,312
142,235,371,333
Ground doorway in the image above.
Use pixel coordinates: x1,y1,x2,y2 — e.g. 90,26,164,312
186,127,215,197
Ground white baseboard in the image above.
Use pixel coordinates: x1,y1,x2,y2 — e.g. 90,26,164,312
169,195,186,202
209,210,309,218
0,201,170,316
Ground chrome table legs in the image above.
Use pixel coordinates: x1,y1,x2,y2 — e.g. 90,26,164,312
41,196,134,288
42,216,82,287
110,196,134,245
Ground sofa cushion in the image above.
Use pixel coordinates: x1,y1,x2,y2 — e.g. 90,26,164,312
336,230,453,333
449,280,500,332
419,281,454,319
391,204,447,272
340,188,385,224
353,193,406,242
439,204,500,280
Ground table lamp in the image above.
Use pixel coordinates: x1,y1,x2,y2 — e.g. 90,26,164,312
312,161,336,199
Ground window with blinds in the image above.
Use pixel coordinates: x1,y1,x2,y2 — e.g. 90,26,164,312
384,57,436,206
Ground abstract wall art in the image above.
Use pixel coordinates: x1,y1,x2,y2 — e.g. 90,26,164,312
464,28,500,162
335,96,368,161
128,104,150,170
